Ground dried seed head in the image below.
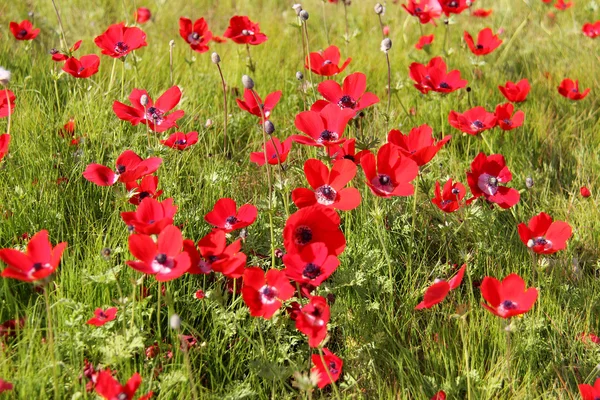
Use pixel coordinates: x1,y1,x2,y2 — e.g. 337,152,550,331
525,176,534,189
101,247,112,260
299,10,309,21
169,40,175,47
296,71,304,81
374,3,385,15
380,38,392,53
0,67,11,86
264,120,275,135
140,95,149,106
169,314,181,330
242,75,254,89
292,3,303,15
211,52,221,64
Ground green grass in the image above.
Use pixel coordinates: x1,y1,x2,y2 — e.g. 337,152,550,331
1,0,600,398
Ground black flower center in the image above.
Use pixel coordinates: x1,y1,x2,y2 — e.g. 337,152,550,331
146,107,164,124
501,300,517,310
32,262,43,271
174,139,187,145
451,188,461,195
439,82,450,89
302,263,322,280
319,130,338,143
487,176,498,187
18,29,28,38
476,44,484,50
471,120,485,129
155,253,167,264
114,41,130,54
338,95,356,109
294,225,313,245
502,119,512,126
343,154,355,162
139,191,150,200
379,175,390,185
116,164,126,174
449,0,458,7
259,285,278,303
329,361,339,375
315,185,337,205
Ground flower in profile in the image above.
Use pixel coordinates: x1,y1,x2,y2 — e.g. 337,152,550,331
241,267,294,319
87,307,118,326
113,86,185,132
480,273,538,318
0,134,10,162
402,0,442,25
387,124,451,167
554,0,572,10
439,0,470,15
311,72,379,115
250,137,293,166
448,106,496,135
121,197,177,235
0,230,67,282
415,264,466,309
9,20,40,40
135,8,152,24
305,45,351,77
94,23,147,58
51,40,83,62
466,152,520,209
62,55,100,79
311,348,343,388
236,89,282,122
580,378,600,400
409,57,468,94
517,212,572,255
415,34,434,50
498,79,530,103
473,9,493,17
494,103,525,131
184,230,247,277
223,16,267,45
296,296,330,347
179,17,213,53
327,138,369,165
94,370,152,400
160,131,198,150
83,150,162,186
204,198,258,233
580,186,591,198
283,205,346,256
293,103,355,147
127,225,191,281
431,178,467,213
292,158,361,210
0,90,16,118
583,21,600,38
283,242,340,287
557,78,590,100
361,143,419,198
464,28,502,56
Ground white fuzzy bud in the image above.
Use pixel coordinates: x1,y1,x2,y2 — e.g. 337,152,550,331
211,52,221,64
169,314,181,330
242,75,255,89
380,38,392,53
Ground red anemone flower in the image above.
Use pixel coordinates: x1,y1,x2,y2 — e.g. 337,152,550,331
51,40,83,62
517,212,572,255
9,20,40,40
311,349,343,389
439,0,470,15
83,150,162,186
464,28,502,56
250,137,293,166
466,152,520,209
448,106,497,135
580,378,600,400
94,23,147,58
292,159,361,211
0,134,10,162
296,296,330,347
558,78,590,100
283,205,346,256
387,124,451,167
431,178,467,213
402,0,442,25
184,230,247,277
236,89,282,122
0,90,16,118
498,79,530,103
0,379,12,393
113,86,185,132
495,103,525,131
583,21,600,38
62,55,100,79
480,273,538,318
204,198,258,233
580,186,591,198
311,72,379,114
362,143,419,198
283,242,340,287
431,391,446,400
95,370,152,400
473,9,493,17
292,103,355,147
409,57,468,94
241,267,294,319
160,131,198,150
415,264,466,309
0,230,67,282
127,225,190,281
223,16,267,45
305,45,351,77
415,34,434,50
554,0,572,10
125,175,163,205
327,138,369,165
87,307,118,326
179,17,213,53
121,197,177,235
135,8,152,24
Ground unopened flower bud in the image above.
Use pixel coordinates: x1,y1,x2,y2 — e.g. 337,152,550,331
0,67,11,86
299,10,309,21
205,119,213,128
169,314,181,330
292,4,303,15
264,120,275,135
140,95,149,106
525,176,534,189
374,3,385,15
211,52,221,64
28,11,34,18
242,75,254,89
169,40,175,47
296,71,304,80
380,38,392,53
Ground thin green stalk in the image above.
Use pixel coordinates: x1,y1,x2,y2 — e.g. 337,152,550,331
157,283,162,340
43,285,60,399
460,317,472,400
216,63,228,155
321,1,330,45
245,44,255,73
106,58,117,94
51,0,68,49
